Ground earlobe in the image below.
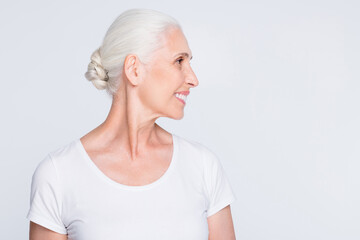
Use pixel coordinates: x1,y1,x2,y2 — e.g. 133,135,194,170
124,54,140,85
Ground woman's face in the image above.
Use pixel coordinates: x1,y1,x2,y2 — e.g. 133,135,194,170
138,27,199,120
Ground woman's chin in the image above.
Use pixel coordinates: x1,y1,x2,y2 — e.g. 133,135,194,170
167,110,184,120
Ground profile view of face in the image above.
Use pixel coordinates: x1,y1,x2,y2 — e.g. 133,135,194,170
138,27,199,120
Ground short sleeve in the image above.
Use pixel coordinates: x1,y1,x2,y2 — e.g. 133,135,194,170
26,154,67,234
202,147,237,217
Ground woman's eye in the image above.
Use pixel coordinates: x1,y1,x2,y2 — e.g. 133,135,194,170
176,58,184,64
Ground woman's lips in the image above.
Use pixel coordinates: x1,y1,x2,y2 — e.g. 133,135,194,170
174,93,187,105
175,95,186,104
175,91,190,96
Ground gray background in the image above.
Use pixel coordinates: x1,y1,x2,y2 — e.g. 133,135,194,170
1,0,359,239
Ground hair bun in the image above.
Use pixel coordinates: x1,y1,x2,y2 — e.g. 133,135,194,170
84,48,109,90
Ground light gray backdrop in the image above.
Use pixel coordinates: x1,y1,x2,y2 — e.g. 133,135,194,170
1,0,359,239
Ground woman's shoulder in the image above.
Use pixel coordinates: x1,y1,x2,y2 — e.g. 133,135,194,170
29,139,79,188
39,138,82,169
174,133,204,150
173,133,217,159
47,138,79,156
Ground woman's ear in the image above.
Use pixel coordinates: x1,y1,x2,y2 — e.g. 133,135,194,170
123,54,142,86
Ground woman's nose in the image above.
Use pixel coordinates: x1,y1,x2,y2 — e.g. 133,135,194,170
186,66,199,87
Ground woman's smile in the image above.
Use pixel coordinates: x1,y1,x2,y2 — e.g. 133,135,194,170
174,91,189,105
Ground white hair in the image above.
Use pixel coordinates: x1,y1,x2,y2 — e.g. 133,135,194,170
84,8,181,96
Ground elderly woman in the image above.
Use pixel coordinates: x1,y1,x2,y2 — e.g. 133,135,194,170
27,8,237,240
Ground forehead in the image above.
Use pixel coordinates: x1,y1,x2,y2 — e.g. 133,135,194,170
156,27,192,59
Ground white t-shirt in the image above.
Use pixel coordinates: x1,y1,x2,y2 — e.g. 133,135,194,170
26,133,237,240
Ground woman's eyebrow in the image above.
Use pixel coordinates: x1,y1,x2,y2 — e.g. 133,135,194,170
174,52,193,60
